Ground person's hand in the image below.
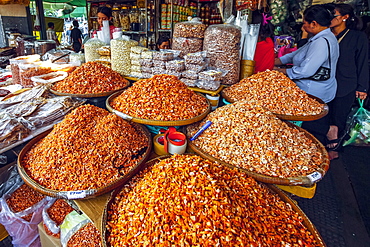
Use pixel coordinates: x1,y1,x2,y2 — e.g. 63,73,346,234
275,67,287,75
356,91,367,100
274,58,283,66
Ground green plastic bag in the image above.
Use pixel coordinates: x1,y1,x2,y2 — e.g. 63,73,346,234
343,99,370,146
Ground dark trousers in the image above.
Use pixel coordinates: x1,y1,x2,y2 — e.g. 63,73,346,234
328,90,356,137
301,113,330,145
73,42,81,53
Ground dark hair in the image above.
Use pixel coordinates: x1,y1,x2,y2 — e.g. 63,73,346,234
98,6,112,18
334,3,361,30
72,20,79,28
251,11,275,41
303,5,334,27
156,36,170,51
48,22,54,28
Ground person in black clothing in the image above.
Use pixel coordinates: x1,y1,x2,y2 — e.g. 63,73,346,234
325,4,369,160
70,20,83,53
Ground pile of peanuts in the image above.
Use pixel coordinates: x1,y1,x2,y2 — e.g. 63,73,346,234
110,74,209,121
6,184,45,221
223,70,324,116
44,199,74,238
51,62,129,94
22,105,149,191
107,154,319,246
186,101,323,178
67,222,102,247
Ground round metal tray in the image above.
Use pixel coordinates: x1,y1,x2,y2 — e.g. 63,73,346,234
106,90,211,126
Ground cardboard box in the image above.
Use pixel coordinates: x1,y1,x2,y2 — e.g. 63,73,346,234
38,223,61,247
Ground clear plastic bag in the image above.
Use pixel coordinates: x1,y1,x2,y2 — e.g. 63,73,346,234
60,211,90,247
199,69,223,81
153,60,166,69
172,37,203,58
84,37,106,62
42,198,59,236
343,99,370,147
166,70,182,78
31,71,68,86
9,55,41,85
141,50,153,59
166,59,185,72
131,46,148,54
141,66,152,73
180,78,197,87
185,63,205,73
184,51,207,65
18,62,52,88
153,50,175,61
181,70,198,80
152,67,166,75
110,36,138,75
173,18,207,38
196,79,221,91
42,49,71,63
140,59,153,67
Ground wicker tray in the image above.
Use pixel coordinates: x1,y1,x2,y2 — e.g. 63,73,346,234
221,91,329,121
17,123,152,200
186,121,330,186
102,154,326,247
106,91,211,126
49,82,130,98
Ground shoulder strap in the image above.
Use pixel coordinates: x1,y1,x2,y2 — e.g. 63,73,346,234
338,29,350,44
323,38,331,69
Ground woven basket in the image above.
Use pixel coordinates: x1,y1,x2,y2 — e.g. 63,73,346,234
221,91,329,121
106,91,211,126
186,121,330,186
49,81,130,98
17,123,152,200
102,154,326,247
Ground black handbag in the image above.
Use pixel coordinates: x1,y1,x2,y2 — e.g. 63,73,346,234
306,38,331,81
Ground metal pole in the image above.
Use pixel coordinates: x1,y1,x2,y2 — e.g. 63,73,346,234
35,0,46,40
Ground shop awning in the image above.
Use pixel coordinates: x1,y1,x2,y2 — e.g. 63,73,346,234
42,0,86,7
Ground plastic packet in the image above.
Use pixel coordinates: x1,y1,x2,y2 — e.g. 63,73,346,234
152,67,166,75
130,53,141,60
173,17,207,38
181,70,198,80
131,46,149,54
110,37,138,75
69,52,85,64
184,51,207,65
166,70,182,78
9,55,41,84
131,71,144,78
142,72,152,79
18,62,52,88
131,65,141,73
185,63,205,73
166,59,185,72
199,69,223,81
180,78,197,87
141,50,153,59
140,59,153,67
96,46,111,56
131,59,141,66
141,66,153,73
42,49,71,63
60,211,90,247
31,71,68,86
171,37,203,58
196,79,221,91
343,99,370,147
153,60,166,69
153,50,174,61
84,37,106,62
42,198,59,237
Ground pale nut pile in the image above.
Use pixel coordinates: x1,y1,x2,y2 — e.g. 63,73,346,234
106,154,319,246
223,70,324,116
110,74,209,121
186,101,324,178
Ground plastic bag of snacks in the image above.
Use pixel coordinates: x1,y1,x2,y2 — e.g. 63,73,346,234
84,37,106,62
42,49,71,63
184,51,207,65
182,70,198,80
31,71,68,86
153,60,166,69
180,78,197,87
196,79,221,91
173,17,207,38
110,36,138,75
166,70,182,78
198,69,223,81
185,63,205,73
9,55,41,84
69,52,85,64
60,211,102,247
152,67,166,75
165,59,185,72
0,166,48,247
140,59,153,67
18,62,52,88
141,50,153,59
42,198,74,238
172,37,203,58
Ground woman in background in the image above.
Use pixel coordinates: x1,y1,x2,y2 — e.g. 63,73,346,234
325,3,368,160
95,6,116,39
155,36,171,51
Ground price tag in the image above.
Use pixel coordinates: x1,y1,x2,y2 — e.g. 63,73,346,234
113,110,133,121
66,190,87,199
307,172,322,183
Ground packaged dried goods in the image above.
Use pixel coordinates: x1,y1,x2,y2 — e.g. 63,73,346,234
97,46,111,56
173,18,207,38
166,70,182,78
141,50,153,59
84,37,106,62
43,199,74,238
18,62,52,88
165,59,185,72
106,154,321,246
131,46,148,54
152,60,166,69
152,50,174,61
199,69,223,81
184,51,206,65
110,36,138,75
181,70,198,80
42,49,71,63
172,37,203,57
69,52,85,64
180,78,197,87
31,71,68,86
140,66,152,73
130,52,141,60
140,59,153,67
130,59,140,66
131,71,143,78
131,65,141,73
110,74,209,121
151,67,166,75
223,70,325,116
203,24,241,84
185,63,205,73
142,72,152,79
21,104,150,191
196,79,221,91
9,55,41,84
186,101,325,178
51,62,129,95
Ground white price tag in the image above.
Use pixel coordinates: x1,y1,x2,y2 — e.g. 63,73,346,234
66,190,87,199
307,172,322,183
113,110,133,121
